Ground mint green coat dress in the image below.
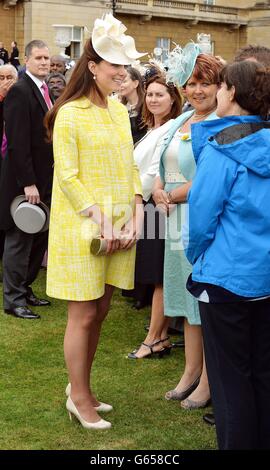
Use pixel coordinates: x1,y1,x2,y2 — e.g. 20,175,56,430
159,111,216,325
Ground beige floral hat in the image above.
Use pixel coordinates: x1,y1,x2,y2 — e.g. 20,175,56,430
92,13,147,65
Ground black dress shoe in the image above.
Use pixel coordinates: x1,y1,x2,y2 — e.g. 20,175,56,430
4,306,41,319
203,413,215,425
26,293,51,307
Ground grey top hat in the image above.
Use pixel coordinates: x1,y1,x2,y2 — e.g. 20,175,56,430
10,195,50,234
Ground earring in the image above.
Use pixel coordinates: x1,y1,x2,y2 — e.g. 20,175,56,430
93,75,96,80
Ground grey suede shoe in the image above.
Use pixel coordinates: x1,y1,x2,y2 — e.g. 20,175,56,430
165,376,200,401
180,397,211,410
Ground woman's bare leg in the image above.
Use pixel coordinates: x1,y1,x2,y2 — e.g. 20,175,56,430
65,286,114,421
185,347,210,401
87,285,115,405
132,285,170,358
64,300,101,422
170,319,203,392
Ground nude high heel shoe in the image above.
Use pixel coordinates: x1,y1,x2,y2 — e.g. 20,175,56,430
65,383,71,396
66,396,111,430
65,383,113,413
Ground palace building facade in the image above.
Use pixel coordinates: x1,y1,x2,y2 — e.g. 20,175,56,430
0,1,270,62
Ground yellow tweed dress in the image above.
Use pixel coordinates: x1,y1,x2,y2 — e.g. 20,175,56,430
46,97,142,301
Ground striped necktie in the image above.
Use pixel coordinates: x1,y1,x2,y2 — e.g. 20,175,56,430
1,132,7,158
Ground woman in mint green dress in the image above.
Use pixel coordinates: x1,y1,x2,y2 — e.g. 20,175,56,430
153,50,223,409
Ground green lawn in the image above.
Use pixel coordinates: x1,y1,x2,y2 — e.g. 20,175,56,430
0,269,216,450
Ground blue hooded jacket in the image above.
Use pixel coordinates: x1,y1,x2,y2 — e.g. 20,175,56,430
185,115,270,297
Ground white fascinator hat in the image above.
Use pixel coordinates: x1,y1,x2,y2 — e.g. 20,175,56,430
92,13,147,65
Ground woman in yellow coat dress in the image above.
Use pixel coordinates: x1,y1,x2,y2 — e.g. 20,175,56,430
45,14,145,430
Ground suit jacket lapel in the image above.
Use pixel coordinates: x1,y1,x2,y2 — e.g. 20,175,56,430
23,74,49,114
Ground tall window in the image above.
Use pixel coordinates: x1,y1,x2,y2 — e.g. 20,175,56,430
203,0,215,4
156,37,170,63
65,26,83,60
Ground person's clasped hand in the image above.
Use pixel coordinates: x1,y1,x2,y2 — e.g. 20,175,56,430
119,218,138,251
100,219,121,255
152,188,170,215
119,202,144,251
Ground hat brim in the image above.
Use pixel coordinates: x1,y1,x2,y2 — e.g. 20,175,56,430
10,195,50,233
166,43,202,87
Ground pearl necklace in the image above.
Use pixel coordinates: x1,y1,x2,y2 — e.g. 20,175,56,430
192,108,216,120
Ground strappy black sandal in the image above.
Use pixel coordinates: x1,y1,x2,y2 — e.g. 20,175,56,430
128,339,166,359
160,336,173,355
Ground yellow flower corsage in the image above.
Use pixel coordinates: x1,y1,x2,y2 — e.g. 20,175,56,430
180,133,191,141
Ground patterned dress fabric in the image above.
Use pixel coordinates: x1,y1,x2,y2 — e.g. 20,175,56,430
47,97,142,301
159,111,216,325
162,131,200,324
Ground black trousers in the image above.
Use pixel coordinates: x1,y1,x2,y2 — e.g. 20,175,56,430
0,159,4,260
0,229,4,259
199,298,270,449
2,226,48,309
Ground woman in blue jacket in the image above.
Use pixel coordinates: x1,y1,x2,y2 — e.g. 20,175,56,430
186,60,270,449
153,49,223,408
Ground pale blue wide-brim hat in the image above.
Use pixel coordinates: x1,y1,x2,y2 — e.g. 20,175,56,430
166,42,202,87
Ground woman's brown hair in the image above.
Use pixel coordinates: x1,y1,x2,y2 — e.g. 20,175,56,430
121,66,145,112
184,53,223,87
45,39,104,141
221,60,270,120
142,73,182,129
234,44,270,67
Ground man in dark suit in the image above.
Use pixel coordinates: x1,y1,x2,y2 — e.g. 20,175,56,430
0,40,54,319
0,75,5,269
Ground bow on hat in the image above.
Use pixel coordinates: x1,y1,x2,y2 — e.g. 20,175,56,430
92,13,147,65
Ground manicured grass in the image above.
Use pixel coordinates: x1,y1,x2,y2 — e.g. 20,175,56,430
0,269,216,450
